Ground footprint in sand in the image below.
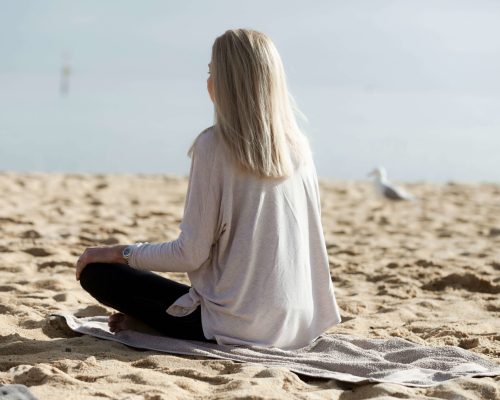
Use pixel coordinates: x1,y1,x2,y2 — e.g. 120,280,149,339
43,316,81,338
23,248,52,257
11,364,77,386
415,259,441,268
0,303,18,314
488,262,500,271
37,261,74,271
95,182,108,190
52,293,67,302
100,237,120,245
422,272,500,294
33,279,64,291
488,227,500,237
485,304,500,312
19,229,42,239
0,285,17,292
74,304,110,318
0,217,32,225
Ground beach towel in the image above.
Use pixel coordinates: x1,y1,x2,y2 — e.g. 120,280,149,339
53,311,500,388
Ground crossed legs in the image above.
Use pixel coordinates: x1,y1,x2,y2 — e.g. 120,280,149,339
79,262,214,342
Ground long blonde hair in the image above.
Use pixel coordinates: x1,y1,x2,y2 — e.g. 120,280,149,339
195,28,311,179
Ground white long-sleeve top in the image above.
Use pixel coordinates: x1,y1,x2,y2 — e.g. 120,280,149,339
129,126,341,349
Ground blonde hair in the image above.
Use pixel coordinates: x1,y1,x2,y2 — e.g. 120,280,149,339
193,28,311,179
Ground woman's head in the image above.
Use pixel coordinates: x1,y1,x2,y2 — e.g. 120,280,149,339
207,28,310,179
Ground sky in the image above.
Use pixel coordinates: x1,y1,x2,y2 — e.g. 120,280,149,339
1,0,499,181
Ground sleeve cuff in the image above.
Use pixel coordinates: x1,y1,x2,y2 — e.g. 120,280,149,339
128,242,148,269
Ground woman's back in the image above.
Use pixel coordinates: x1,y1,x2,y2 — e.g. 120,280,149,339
167,127,341,349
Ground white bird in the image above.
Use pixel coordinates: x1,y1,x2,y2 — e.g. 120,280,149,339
368,166,415,201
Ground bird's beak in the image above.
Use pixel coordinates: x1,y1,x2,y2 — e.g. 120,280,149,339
367,170,375,177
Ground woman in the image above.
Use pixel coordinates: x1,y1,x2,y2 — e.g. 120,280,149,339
76,28,341,350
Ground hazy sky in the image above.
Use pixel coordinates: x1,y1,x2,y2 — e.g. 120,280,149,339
1,0,499,181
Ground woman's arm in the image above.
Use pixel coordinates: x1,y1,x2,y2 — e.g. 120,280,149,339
74,130,221,279
128,131,222,272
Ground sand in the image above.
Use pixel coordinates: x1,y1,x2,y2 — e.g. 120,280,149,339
0,172,498,399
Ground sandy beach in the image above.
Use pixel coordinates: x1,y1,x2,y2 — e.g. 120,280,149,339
0,172,498,399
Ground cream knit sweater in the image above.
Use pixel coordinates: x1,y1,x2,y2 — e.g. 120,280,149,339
129,126,341,349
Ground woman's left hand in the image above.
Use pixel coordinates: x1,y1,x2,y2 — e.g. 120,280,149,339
76,245,127,281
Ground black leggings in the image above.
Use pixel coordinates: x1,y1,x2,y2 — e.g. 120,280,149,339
79,262,215,342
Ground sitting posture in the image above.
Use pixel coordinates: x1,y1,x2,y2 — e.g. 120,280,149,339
76,28,341,350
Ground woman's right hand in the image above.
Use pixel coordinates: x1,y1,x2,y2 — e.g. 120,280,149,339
76,245,127,281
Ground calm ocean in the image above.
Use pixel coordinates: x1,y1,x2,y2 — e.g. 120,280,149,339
1,1,499,182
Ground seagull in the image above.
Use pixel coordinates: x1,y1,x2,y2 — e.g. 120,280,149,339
368,166,415,201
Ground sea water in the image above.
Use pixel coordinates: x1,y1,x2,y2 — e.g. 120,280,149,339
1,1,499,182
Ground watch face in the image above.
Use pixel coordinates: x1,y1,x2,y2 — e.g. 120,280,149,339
123,246,132,258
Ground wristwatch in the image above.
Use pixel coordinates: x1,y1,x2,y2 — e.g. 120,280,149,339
122,245,133,265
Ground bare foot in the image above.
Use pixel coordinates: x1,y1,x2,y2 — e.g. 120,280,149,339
108,313,160,335
108,313,128,333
